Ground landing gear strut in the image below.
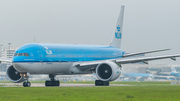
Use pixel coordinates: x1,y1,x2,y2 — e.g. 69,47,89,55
45,74,60,86
21,73,31,87
95,80,109,86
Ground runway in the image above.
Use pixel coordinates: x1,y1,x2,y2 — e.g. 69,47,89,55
0,83,129,87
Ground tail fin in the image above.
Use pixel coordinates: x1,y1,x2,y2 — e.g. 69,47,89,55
171,67,177,73
110,5,125,48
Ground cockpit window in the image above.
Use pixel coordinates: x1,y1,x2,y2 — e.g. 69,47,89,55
14,53,29,57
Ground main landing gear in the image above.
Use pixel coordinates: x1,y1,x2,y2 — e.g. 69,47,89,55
45,74,60,86
95,80,109,86
23,81,31,87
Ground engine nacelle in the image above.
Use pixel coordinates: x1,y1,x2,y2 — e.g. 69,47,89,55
96,61,121,81
6,65,27,83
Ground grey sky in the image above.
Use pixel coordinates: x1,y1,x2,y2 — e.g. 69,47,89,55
0,0,180,64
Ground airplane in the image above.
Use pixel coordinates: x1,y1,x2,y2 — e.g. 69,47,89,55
171,67,179,75
0,78,4,80
148,66,180,76
147,66,180,80
153,76,176,81
0,72,6,80
170,67,180,80
68,74,97,82
1,5,180,87
29,75,48,81
123,73,153,81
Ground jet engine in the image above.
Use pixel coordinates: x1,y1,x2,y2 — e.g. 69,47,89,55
6,65,27,83
96,61,121,81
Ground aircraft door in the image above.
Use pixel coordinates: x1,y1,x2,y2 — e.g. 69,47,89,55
53,50,69,73
52,50,61,72
37,50,43,62
101,51,105,59
34,50,44,73
57,50,61,62
82,51,86,61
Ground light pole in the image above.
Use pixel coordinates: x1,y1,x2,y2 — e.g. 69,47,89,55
8,43,11,58
0,44,2,72
0,44,3,57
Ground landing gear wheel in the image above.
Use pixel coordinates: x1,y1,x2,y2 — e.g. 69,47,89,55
95,80,109,86
45,80,60,86
27,82,31,87
23,82,31,87
45,74,60,87
23,82,27,87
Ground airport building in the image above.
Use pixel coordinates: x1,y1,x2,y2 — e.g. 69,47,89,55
0,64,7,72
0,46,18,80
122,64,180,73
1,46,19,68
121,64,180,81
1,46,19,58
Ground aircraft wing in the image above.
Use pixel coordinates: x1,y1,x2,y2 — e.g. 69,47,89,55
0,58,12,62
115,54,180,64
76,54,180,71
123,48,170,57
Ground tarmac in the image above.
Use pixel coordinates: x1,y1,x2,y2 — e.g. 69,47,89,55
0,83,129,87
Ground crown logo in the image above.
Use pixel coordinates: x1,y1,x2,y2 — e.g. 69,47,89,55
117,25,120,32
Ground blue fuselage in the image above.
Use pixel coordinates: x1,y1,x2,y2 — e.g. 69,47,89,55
171,73,180,77
124,73,153,78
12,43,125,62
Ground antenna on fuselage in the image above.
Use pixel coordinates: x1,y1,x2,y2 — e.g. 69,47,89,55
34,36,36,43
88,38,89,44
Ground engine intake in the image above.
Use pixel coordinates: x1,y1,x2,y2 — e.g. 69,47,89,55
6,65,27,83
96,61,121,81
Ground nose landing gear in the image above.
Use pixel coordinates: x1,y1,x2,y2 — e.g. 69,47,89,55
21,73,31,87
23,81,31,87
45,74,60,86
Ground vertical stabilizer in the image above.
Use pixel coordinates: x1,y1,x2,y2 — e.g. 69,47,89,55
171,67,177,73
110,6,125,48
